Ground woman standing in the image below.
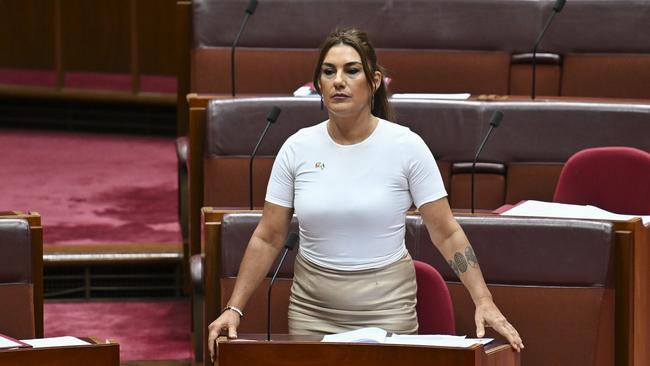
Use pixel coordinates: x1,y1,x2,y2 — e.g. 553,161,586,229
208,27,523,360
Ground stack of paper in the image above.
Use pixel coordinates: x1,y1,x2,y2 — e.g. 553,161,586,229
321,327,492,348
501,200,650,225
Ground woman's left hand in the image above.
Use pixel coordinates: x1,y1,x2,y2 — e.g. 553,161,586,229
474,297,524,352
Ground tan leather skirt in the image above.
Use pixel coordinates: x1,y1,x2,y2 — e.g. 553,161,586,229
288,252,418,335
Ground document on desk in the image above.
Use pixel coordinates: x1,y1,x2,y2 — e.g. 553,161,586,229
385,334,493,348
20,336,91,348
501,200,650,225
322,328,493,348
0,334,31,349
322,327,387,343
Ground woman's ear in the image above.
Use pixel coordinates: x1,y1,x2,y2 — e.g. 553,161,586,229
372,71,382,92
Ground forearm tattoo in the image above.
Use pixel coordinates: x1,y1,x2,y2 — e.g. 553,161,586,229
448,246,479,277
465,246,478,268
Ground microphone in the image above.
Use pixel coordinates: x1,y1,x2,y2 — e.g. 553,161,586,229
249,106,281,210
471,111,503,214
531,0,566,99
231,0,258,96
267,232,298,341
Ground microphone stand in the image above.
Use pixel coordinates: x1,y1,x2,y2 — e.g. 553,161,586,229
471,111,503,214
531,0,566,99
249,123,271,210
267,233,298,341
231,0,258,96
249,106,281,210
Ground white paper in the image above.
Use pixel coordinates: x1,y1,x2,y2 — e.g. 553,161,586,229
321,327,387,343
292,86,316,97
385,334,492,348
391,93,471,100
0,335,24,349
20,336,91,348
501,200,650,225
322,328,492,348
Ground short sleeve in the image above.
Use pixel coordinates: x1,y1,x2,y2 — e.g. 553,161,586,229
265,139,295,208
406,133,448,208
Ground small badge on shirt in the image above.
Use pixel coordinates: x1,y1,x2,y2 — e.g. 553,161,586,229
314,161,326,170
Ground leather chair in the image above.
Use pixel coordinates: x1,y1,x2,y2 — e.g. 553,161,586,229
0,213,43,339
553,146,650,215
413,260,455,335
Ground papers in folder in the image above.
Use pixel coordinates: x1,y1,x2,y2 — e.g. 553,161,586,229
500,200,650,225
321,327,492,348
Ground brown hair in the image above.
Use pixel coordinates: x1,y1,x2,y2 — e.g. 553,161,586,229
312,27,393,121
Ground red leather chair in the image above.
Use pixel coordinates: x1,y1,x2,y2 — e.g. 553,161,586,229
413,260,455,335
553,146,650,215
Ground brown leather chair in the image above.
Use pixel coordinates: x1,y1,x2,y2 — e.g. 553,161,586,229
0,212,43,339
407,215,617,366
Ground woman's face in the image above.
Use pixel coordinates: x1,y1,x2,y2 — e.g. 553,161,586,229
319,44,381,118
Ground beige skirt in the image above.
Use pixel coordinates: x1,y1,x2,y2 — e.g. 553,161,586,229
288,252,418,335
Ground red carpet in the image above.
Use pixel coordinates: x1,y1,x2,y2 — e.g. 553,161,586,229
44,300,191,361
0,129,180,245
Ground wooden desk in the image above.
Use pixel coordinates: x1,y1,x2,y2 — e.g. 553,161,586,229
217,335,519,366
0,338,119,366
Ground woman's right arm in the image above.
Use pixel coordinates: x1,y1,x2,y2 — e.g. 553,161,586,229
207,201,294,361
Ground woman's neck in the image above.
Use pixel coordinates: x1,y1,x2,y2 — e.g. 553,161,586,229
327,113,378,145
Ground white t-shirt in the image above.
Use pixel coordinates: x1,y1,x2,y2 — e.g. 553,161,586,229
265,119,447,271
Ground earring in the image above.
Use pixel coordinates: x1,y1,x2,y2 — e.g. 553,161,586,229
370,94,375,111
320,95,324,110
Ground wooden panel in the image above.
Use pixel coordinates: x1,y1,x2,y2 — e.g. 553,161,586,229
378,50,511,94
136,0,177,76
204,157,275,208
218,338,517,366
448,284,614,366
0,0,55,69
504,163,564,204
561,54,650,99
449,173,505,210
0,341,119,366
509,64,561,97
176,0,192,135
60,0,131,72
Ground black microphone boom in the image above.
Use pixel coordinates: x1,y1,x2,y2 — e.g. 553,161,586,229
249,106,281,210
531,0,566,99
231,0,258,96
471,111,503,214
267,232,298,341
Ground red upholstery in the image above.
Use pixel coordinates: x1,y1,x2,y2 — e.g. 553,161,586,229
553,147,650,215
413,260,455,335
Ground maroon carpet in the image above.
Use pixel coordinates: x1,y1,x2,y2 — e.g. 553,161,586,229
44,300,191,361
0,129,180,245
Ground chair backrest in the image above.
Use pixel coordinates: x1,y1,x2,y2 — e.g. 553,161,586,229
413,260,455,335
0,215,41,339
553,146,650,215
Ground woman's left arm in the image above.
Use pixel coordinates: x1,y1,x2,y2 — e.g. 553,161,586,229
418,197,524,352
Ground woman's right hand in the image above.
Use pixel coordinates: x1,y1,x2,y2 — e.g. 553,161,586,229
207,310,241,363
